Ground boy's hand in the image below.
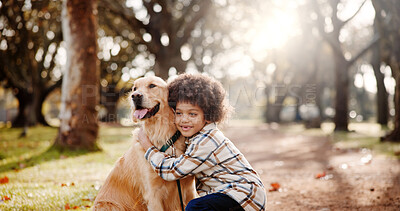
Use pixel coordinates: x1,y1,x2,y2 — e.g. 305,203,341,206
138,127,154,150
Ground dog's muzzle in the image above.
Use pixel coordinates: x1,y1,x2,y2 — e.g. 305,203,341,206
131,91,160,119
132,93,143,108
133,103,160,120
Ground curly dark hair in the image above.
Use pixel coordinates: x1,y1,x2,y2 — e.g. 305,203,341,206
168,74,231,123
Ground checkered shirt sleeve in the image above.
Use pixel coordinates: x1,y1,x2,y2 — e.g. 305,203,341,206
144,123,267,211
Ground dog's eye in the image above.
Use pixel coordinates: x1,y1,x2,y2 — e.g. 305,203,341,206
148,84,156,89
133,87,137,91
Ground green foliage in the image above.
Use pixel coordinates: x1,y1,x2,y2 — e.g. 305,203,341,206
0,126,134,210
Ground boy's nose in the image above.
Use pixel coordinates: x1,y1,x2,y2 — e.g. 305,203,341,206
180,114,189,122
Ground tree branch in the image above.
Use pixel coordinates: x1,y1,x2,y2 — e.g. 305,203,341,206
99,0,149,33
310,1,343,58
342,0,368,27
176,0,212,48
349,34,380,65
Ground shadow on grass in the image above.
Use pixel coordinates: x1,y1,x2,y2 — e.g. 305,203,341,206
0,145,97,173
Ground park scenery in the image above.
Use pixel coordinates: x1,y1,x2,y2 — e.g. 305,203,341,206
1,0,400,210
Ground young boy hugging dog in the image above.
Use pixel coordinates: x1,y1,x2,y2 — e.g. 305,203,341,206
139,74,266,211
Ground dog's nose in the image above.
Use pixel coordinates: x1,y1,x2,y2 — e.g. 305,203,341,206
132,93,142,106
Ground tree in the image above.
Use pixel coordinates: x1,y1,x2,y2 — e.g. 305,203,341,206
311,0,379,131
96,14,140,122
371,17,389,126
0,0,63,127
53,0,100,150
372,0,400,142
99,0,212,80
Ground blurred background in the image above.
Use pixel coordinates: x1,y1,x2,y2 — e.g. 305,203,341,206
1,0,399,140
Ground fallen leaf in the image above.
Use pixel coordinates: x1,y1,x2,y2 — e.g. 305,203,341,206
61,182,75,187
269,183,280,192
18,163,26,169
1,195,11,201
65,203,80,210
0,176,9,184
315,172,326,179
60,155,68,159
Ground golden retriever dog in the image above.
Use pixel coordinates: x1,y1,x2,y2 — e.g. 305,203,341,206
93,76,197,210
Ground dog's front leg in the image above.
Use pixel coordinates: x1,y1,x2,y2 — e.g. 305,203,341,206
143,180,165,211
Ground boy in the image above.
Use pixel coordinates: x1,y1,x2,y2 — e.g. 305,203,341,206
138,74,266,210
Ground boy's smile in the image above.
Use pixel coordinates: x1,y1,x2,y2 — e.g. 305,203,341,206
175,102,207,138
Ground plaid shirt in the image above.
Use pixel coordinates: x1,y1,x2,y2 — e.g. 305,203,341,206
145,123,266,211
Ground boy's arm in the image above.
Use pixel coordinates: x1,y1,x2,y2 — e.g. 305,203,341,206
144,133,219,181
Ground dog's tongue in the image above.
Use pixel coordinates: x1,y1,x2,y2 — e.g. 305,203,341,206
134,109,149,119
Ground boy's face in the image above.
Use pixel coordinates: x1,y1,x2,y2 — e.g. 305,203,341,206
174,102,207,138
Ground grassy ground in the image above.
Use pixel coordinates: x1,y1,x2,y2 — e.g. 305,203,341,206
0,126,135,210
0,122,399,210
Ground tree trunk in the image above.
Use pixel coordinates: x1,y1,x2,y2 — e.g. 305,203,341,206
371,46,389,126
100,85,120,123
12,87,51,127
265,90,286,123
35,91,50,127
154,52,188,80
12,89,32,127
333,55,349,131
265,104,282,123
382,56,400,142
371,0,400,142
382,73,400,142
54,0,100,151
154,56,169,80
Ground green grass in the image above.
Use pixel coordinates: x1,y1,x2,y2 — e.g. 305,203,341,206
0,126,135,210
279,122,400,159
330,123,400,158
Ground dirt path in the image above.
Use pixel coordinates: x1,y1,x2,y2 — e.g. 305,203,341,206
224,124,400,211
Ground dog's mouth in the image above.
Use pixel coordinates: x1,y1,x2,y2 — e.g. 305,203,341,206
133,103,160,120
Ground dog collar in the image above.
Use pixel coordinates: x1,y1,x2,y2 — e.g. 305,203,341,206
160,131,181,152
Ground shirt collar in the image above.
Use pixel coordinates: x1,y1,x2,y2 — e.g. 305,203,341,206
199,122,217,134
186,123,217,144
192,122,217,139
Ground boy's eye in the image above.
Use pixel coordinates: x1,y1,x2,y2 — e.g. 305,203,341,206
175,112,182,116
148,84,156,89
189,113,197,117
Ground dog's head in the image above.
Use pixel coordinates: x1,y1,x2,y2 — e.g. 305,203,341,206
130,76,169,122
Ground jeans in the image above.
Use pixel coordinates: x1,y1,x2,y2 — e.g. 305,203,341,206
185,193,245,211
